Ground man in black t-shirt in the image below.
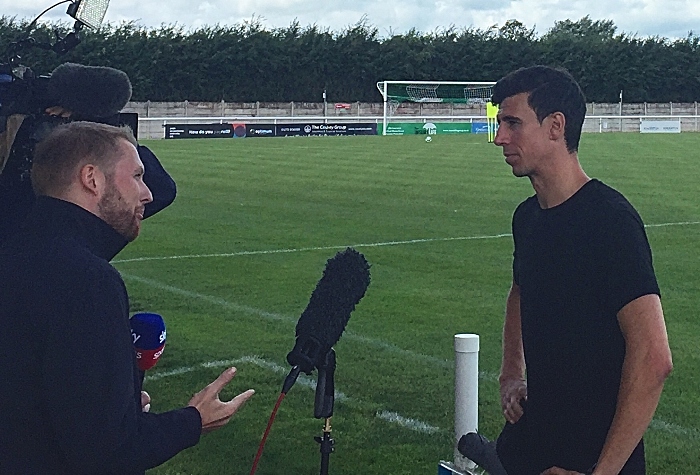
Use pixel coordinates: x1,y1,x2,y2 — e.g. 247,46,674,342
462,66,672,475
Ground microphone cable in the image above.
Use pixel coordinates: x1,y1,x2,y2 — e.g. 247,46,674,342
248,392,285,475
249,367,300,475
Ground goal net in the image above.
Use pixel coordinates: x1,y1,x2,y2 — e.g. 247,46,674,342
376,81,496,135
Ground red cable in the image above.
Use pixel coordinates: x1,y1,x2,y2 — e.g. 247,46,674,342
249,391,286,475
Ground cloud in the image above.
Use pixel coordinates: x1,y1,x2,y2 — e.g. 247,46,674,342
2,0,699,39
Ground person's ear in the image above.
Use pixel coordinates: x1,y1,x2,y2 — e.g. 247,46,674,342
79,164,105,197
547,111,566,142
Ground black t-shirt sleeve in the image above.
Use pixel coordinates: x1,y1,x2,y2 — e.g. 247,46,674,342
511,200,529,287
602,206,660,315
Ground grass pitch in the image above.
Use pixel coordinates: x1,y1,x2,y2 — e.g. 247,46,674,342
114,133,700,474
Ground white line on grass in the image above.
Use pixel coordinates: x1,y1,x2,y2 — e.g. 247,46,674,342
649,419,700,439
146,355,441,433
645,221,700,228
375,411,441,434
147,355,347,402
121,273,483,374
113,233,513,264
113,220,699,264
125,272,698,439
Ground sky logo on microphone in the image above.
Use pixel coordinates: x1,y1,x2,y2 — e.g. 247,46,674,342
130,312,166,371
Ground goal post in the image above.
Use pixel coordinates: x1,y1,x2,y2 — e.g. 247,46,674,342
376,80,496,136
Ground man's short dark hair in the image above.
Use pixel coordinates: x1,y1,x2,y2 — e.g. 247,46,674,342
491,65,587,153
32,121,137,196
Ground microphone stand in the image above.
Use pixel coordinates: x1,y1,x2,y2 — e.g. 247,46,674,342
313,349,336,475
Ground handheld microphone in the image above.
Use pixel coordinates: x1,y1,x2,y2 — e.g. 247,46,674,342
283,247,370,393
130,312,166,372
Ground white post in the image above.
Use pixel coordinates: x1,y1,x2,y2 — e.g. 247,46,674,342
454,334,479,472
382,82,388,136
619,91,623,132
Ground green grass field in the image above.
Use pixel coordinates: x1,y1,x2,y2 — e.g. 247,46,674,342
114,132,700,474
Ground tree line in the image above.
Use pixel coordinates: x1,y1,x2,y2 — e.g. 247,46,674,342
1,15,698,103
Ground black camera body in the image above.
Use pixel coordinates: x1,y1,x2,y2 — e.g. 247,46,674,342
0,63,62,186
0,1,177,245
0,64,51,121
0,59,134,184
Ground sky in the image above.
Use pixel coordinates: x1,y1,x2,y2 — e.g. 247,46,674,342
2,0,699,40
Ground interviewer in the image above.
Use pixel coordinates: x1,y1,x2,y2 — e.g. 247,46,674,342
0,121,254,474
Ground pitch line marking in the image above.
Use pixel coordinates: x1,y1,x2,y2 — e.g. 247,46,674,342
113,220,699,264
120,273,464,371
645,220,700,228
146,355,437,434
113,233,512,264
126,272,698,439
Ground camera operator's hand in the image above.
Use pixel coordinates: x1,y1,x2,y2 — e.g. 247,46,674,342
45,106,72,118
499,377,527,424
188,367,255,434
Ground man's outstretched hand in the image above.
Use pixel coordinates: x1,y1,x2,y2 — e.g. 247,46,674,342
188,367,255,433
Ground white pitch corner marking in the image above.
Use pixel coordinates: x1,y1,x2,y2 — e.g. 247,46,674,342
145,355,432,431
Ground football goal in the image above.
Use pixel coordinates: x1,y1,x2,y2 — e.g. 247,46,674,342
376,80,496,136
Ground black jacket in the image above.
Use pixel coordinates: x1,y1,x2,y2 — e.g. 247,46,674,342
0,196,200,475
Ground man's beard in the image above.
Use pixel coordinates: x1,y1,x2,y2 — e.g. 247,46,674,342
97,184,141,241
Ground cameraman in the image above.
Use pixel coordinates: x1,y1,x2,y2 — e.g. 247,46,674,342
0,121,255,474
0,63,177,244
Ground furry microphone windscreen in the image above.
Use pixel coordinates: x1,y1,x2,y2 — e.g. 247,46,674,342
287,248,371,373
47,63,132,119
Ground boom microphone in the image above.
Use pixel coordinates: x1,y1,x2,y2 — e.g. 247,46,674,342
130,312,166,372
249,248,370,475
46,63,132,119
283,248,370,392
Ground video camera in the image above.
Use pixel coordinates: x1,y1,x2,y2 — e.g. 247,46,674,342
0,0,174,246
0,0,178,245
0,1,140,209
0,0,110,116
